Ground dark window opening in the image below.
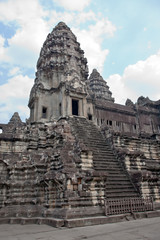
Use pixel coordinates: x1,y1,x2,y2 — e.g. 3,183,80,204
78,178,82,184
88,114,92,120
42,107,47,118
134,125,137,130
59,103,62,116
72,99,79,116
109,120,112,126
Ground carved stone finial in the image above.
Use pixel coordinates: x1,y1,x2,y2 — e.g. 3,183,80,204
55,21,70,29
125,98,135,108
9,112,22,125
137,96,150,106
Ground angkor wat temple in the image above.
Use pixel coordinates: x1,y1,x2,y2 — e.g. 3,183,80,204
0,22,160,227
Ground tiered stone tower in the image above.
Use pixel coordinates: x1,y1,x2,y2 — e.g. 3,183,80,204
28,22,93,122
87,69,114,102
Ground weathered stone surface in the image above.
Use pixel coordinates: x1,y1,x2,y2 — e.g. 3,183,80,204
0,22,160,224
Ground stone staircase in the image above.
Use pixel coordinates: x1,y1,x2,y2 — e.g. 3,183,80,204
69,116,139,199
113,134,160,201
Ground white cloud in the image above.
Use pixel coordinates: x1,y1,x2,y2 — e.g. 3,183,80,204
53,0,91,11
0,0,49,68
0,0,46,23
8,67,20,76
0,74,34,123
48,10,96,28
74,11,96,24
47,12,116,74
7,19,49,68
0,35,10,62
88,18,117,39
73,19,116,73
107,50,160,104
74,28,109,73
0,74,33,100
0,1,96,69
0,0,116,72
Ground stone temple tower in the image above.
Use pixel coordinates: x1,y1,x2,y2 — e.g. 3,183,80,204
28,22,93,122
87,68,114,102
0,22,160,226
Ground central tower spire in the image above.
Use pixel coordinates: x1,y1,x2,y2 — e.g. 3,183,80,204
28,22,91,122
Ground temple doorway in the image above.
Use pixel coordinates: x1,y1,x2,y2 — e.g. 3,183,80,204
72,99,79,116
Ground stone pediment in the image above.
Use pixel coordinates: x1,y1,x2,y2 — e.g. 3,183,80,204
66,77,87,94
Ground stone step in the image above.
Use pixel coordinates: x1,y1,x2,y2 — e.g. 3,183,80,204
92,148,113,152
105,188,137,193
93,154,116,158
105,195,138,199
93,160,118,165
106,183,134,188
96,174,128,179
93,159,117,163
106,180,132,185
93,166,126,172
106,189,138,195
93,164,123,169
107,175,131,180
87,142,110,146
83,143,110,148
99,174,129,180
108,189,135,195
93,157,118,161
106,188,135,193
77,137,106,143
106,187,135,192
94,161,119,165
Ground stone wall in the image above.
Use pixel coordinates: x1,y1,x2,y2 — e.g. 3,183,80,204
102,127,160,202
0,115,106,219
95,97,160,137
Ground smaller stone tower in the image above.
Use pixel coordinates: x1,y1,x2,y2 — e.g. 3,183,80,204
87,69,114,102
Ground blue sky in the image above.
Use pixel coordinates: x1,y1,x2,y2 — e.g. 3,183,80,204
0,0,160,123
